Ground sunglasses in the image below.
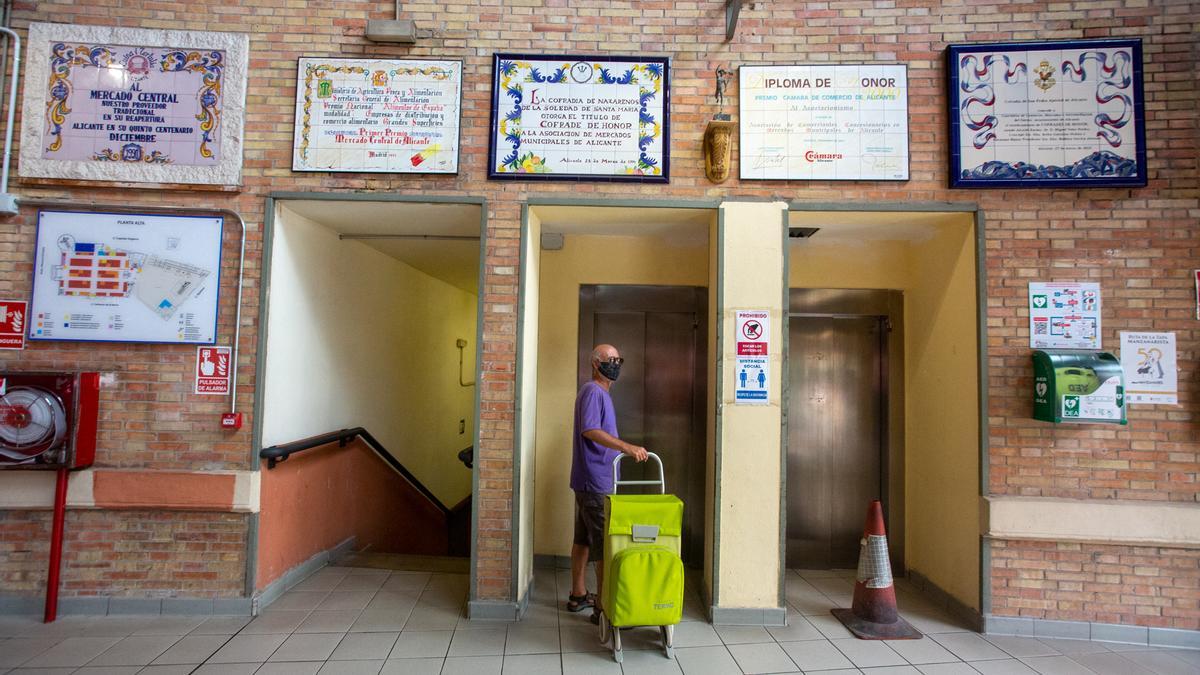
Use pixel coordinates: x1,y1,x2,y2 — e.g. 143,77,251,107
600,357,625,365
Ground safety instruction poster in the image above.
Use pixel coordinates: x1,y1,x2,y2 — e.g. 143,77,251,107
195,345,232,395
735,356,770,404
1029,282,1101,350
30,210,222,344
1120,332,1177,404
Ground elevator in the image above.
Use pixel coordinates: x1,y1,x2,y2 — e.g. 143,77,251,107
786,289,904,570
577,284,708,565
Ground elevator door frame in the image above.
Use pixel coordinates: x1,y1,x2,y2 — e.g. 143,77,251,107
577,284,708,565
788,288,905,572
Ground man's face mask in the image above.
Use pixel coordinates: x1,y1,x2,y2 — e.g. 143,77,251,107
598,357,623,381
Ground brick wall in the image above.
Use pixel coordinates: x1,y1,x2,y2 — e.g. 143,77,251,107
992,540,1200,630
0,0,1193,623
0,510,246,597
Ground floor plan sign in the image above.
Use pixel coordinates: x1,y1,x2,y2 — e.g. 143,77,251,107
30,211,222,344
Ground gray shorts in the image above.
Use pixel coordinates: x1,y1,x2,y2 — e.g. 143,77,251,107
573,491,606,562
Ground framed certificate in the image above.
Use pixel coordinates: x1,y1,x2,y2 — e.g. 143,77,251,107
292,58,462,173
948,39,1146,188
739,64,909,180
487,54,669,183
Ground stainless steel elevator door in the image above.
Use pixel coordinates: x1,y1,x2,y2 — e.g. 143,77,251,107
787,316,885,569
578,285,707,565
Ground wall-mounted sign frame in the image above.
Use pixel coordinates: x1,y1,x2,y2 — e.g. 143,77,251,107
19,22,249,186
292,58,462,174
1029,281,1101,350
30,211,223,345
739,64,909,181
487,53,669,183
947,39,1146,189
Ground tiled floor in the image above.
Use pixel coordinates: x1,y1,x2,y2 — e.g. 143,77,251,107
1,566,1197,674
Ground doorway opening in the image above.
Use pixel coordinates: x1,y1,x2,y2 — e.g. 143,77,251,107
786,208,982,613
255,197,483,594
521,204,716,609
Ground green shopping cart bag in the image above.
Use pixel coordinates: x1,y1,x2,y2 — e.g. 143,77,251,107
599,453,684,662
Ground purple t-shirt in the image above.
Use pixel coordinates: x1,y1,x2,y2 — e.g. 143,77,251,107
571,380,621,493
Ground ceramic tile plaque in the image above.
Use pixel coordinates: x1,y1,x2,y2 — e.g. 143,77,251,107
948,39,1146,188
739,64,909,181
488,54,669,183
20,23,248,186
292,58,462,173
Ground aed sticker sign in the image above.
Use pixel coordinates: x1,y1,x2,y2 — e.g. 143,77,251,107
734,356,769,404
736,310,769,356
0,300,27,349
195,345,232,395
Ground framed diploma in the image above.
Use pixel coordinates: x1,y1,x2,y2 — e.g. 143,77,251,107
948,39,1146,189
739,64,909,181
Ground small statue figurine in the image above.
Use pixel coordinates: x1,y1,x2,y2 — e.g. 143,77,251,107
714,66,733,120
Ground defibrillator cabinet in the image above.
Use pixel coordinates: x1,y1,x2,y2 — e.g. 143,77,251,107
1032,350,1126,424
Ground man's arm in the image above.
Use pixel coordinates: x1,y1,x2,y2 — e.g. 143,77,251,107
582,429,649,462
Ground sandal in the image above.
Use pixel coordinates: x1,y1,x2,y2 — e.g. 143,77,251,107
566,592,596,612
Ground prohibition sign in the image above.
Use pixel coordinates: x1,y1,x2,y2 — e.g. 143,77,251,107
742,320,763,341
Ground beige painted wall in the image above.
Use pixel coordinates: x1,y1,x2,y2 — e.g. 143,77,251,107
715,201,787,609
533,233,709,558
787,214,980,610
262,204,477,506
517,210,542,602
904,221,979,608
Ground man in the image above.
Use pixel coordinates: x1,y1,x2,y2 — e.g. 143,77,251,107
567,344,649,624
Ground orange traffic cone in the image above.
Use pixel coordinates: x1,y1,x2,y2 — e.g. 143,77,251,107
831,500,921,640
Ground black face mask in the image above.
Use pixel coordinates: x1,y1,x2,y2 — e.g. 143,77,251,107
598,361,621,382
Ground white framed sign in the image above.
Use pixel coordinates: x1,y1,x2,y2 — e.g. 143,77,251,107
30,211,223,344
739,64,909,180
19,23,249,186
488,54,669,183
1029,282,1101,350
1120,332,1177,405
292,58,462,173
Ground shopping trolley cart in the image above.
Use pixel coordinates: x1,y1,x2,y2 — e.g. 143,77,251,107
598,452,684,663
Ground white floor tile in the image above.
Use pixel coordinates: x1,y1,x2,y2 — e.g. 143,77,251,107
1019,655,1094,675
379,657,444,675
673,645,742,675
727,642,800,673
503,653,563,674
830,638,908,668
779,639,855,671
441,655,503,675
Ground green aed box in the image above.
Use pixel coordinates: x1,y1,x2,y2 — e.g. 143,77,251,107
1032,350,1126,424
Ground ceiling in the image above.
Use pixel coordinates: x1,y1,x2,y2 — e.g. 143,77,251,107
789,210,973,244
283,200,482,294
534,205,713,245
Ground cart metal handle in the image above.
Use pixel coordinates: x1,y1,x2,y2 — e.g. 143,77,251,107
612,451,665,494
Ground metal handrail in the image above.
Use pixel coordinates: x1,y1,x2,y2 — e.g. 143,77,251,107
259,427,458,516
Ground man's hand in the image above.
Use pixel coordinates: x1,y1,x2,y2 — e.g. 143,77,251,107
583,429,649,462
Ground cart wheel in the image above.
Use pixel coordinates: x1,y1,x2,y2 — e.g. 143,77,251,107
612,626,623,663
661,624,675,658
597,611,609,645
